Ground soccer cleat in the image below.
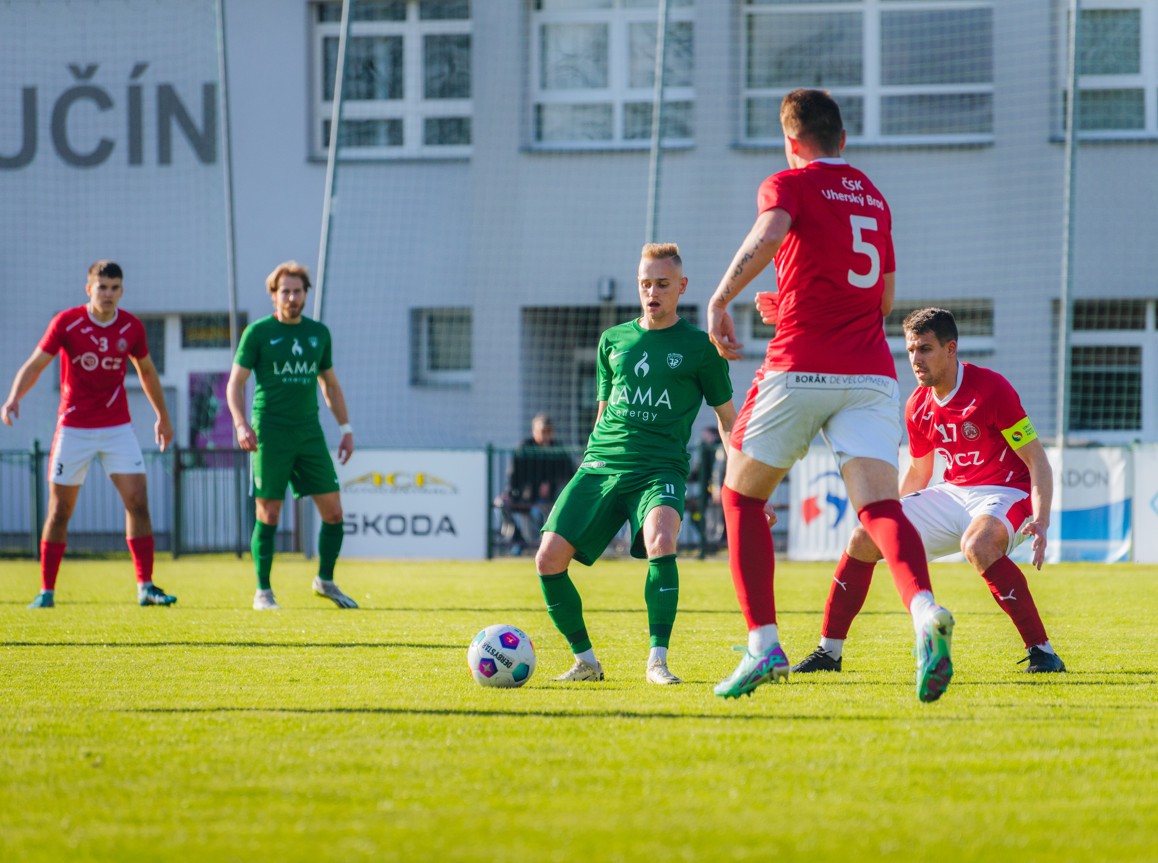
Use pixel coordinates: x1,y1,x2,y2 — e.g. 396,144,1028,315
552,657,605,682
1018,646,1066,673
713,643,790,699
28,590,55,609
792,646,842,673
916,607,955,702
312,577,358,609
138,584,177,606
253,589,281,610
646,659,682,685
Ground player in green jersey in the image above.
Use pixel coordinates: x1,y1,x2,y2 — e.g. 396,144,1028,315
538,243,737,684
227,261,358,611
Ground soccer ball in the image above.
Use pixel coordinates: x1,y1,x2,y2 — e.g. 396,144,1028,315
467,624,536,688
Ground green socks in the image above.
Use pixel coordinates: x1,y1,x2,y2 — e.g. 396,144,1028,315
645,554,679,649
539,571,591,654
251,520,277,590
317,520,345,580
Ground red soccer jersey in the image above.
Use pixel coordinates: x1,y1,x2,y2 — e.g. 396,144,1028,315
906,362,1034,492
757,159,896,377
38,306,149,429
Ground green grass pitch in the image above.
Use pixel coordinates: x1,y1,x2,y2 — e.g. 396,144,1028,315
1,556,1154,863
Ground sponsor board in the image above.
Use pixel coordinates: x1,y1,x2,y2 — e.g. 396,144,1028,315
334,449,487,559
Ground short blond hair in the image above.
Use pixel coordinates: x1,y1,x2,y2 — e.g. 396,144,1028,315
641,242,682,268
266,260,312,294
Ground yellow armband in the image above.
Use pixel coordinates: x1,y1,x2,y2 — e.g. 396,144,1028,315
1001,417,1037,450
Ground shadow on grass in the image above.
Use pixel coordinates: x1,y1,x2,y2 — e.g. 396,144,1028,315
1,640,451,650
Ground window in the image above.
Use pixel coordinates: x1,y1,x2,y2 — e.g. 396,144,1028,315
530,0,695,148
1062,1,1158,138
411,307,472,385
312,0,471,159
742,0,994,145
1064,298,1158,440
140,317,167,375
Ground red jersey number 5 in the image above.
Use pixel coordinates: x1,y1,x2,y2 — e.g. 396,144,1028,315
848,215,881,289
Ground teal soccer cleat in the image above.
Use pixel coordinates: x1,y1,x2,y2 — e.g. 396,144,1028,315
28,590,55,609
713,643,790,699
139,583,177,606
916,607,954,702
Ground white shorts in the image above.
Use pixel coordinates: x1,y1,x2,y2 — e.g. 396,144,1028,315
733,369,902,471
901,482,1033,561
49,423,145,486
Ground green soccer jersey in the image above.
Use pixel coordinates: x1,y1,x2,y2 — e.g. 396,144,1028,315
580,317,732,477
234,315,333,428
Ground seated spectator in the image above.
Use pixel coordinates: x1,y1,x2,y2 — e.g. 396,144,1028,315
497,414,574,555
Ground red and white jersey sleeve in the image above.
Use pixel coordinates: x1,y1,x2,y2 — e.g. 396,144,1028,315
758,160,896,378
906,363,1033,492
38,306,149,429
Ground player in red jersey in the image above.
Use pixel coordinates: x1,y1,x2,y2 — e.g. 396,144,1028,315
794,308,1066,674
708,90,954,702
1,260,176,608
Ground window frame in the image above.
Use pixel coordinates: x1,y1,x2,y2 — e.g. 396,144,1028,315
1059,0,1158,140
740,0,995,148
310,0,472,161
411,307,473,387
528,0,696,151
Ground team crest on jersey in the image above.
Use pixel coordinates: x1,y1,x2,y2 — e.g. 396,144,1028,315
116,338,128,353
666,353,683,369
308,337,318,348
962,421,980,440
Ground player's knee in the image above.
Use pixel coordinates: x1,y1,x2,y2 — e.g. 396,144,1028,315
961,534,1004,571
535,537,571,574
846,525,881,561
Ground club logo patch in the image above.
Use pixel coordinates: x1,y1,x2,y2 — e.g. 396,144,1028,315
962,421,980,440
667,353,683,369
116,338,128,353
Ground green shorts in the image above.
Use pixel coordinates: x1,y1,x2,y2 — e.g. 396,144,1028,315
251,421,339,500
542,469,687,566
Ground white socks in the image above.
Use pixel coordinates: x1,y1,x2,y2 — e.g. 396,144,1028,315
908,590,938,634
819,637,845,660
576,648,597,665
748,624,780,655
648,646,668,665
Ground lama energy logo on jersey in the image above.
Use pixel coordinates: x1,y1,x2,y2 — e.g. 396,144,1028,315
800,470,851,528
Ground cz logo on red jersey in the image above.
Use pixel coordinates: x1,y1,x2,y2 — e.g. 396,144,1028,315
75,352,124,371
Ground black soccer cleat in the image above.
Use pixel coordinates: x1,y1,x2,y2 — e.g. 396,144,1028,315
1018,646,1066,673
791,647,842,673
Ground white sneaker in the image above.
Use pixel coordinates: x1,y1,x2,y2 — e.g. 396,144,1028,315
313,577,358,609
646,659,682,685
253,589,280,610
552,657,605,682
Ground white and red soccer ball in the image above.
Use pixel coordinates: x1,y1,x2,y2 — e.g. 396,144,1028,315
467,624,536,688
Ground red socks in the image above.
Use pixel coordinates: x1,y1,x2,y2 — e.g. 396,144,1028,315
822,553,876,639
40,540,65,591
981,556,1049,647
126,535,155,583
721,485,777,629
857,499,931,609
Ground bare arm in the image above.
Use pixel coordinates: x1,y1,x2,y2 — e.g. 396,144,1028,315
881,271,896,317
130,354,173,451
1015,438,1052,570
900,451,935,497
226,363,257,452
594,401,607,427
711,400,737,459
1,348,55,426
708,208,793,361
318,367,354,464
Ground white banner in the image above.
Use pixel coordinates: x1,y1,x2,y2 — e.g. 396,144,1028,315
335,449,488,559
1133,444,1158,563
787,448,854,561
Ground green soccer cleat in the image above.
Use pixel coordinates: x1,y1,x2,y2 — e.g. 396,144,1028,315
28,590,55,609
916,607,954,702
313,577,358,609
713,643,790,699
139,583,177,606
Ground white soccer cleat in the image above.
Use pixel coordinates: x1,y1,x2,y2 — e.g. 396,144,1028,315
646,659,682,685
552,657,605,682
313,577,359,609
253,589,281,611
